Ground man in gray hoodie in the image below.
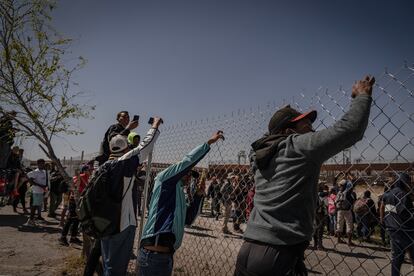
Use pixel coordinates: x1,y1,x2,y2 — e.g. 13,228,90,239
235,76,375,276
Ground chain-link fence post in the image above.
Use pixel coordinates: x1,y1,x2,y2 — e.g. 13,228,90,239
135,151,154,275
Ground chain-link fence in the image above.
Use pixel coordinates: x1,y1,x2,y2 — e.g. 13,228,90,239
131,62,414,276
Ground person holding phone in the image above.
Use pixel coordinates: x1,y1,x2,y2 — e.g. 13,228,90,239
138,131,224,276
99,117,163,276
95,111,139,165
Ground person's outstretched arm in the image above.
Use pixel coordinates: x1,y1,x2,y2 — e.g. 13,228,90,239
156,131,224,184
117,117,162,174
294,76,375,163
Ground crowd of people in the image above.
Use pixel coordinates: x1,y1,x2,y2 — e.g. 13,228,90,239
310,177,386,250
201,172,383,248
205,173,254,234
0,75,413,276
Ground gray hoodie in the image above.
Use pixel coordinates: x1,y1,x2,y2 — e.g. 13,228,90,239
244,95,372,246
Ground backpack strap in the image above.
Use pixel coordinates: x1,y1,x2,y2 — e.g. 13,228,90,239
121,176,134,201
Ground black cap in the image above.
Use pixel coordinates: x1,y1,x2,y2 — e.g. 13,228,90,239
268,105,317,134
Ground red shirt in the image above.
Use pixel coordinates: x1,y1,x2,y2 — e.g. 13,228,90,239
73,173,89,194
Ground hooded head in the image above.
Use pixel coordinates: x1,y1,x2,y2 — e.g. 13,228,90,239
268,105,317,135
251,105,317,171
127,132,141,147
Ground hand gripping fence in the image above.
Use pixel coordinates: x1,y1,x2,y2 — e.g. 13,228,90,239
127,63,414,275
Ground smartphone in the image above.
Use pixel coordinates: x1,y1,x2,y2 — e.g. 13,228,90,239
132,115,139,122
148,117,163,124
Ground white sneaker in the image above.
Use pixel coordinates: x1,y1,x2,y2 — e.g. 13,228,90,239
24,219,36,227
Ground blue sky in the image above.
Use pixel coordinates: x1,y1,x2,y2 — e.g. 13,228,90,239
21,0,414,160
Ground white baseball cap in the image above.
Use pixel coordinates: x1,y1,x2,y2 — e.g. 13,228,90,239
109,134,129,154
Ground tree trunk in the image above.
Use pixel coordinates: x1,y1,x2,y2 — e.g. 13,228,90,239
39,143,71,184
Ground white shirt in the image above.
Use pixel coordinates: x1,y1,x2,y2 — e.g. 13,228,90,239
27,169,47,194
118,128,160,232
120,176,136,232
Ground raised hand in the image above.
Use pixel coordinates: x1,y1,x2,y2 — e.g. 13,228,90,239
352,75,375,98
207,130,224,145
126,120,139,130
151,117,163,129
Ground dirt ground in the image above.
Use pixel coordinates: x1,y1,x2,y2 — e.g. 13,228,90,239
166,213,414,276
0,202,144,276
2,199,414,276
0,204,82,276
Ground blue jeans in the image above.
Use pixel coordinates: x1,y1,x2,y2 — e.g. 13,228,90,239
138,247,173,276
101,226,136,276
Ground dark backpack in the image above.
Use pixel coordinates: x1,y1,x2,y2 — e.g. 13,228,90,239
335,191,351,210
353,198,369,216
77,161,130,238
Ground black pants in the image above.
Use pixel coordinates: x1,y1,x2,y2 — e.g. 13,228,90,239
388,230,414,276
313,216,325,247
13,184,27,210
233,206,244,230
49,192,62,216
84,238,103,276
62,217,79,237
235,240,308,276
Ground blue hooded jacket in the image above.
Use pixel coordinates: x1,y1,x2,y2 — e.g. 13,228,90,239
141,143,210,251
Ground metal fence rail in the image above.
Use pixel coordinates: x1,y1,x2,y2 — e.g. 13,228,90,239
136,63,414,275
